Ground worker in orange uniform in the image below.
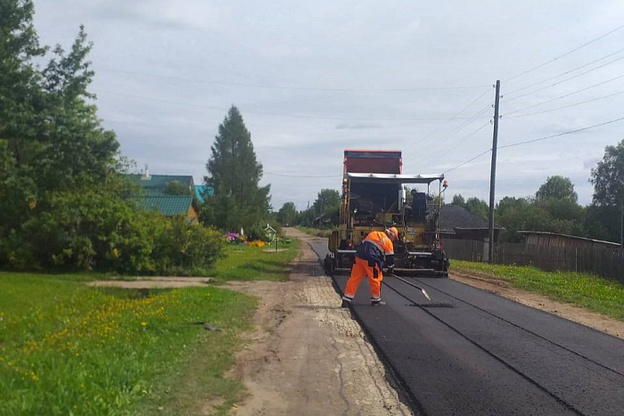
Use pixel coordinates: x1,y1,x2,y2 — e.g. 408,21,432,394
341,227,399,307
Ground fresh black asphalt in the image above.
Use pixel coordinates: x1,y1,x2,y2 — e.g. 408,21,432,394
308,239,624,416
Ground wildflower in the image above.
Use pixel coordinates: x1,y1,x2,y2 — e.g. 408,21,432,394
141,322,148,327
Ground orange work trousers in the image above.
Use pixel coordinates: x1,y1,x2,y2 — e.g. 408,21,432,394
344,257,383,300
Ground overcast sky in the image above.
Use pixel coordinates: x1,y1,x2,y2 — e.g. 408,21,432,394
32,1,624,211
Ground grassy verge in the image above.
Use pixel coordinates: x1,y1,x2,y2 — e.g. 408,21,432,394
210,239,301,282
0,274,255,416
0,237,302,416
451,260,624,321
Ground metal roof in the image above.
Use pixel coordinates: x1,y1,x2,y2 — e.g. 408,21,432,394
134,195,193,216
346,173,444,184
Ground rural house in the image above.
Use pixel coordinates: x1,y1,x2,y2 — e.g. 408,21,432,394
125,170,200,220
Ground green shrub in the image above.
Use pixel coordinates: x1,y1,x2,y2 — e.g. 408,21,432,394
152,217,226,276
2,189,226,276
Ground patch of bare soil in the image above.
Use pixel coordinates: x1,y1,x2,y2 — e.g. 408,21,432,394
451,270,624,339
86,277,212,289
220,228,413,416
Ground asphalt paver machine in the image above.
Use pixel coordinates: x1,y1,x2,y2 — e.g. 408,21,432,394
325,149,449,276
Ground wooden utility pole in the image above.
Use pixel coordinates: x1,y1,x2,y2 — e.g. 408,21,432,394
488,80,501,263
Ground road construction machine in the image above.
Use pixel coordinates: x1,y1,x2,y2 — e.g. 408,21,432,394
325,149,449,276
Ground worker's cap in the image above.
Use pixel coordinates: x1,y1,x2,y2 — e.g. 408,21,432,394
385,227,399,240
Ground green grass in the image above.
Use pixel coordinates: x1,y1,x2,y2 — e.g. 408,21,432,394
451,260,624,321
0,237,303,416
210,239,301,282
0,272,256,416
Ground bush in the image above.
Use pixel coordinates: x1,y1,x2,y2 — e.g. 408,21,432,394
152,217,226,276
1,189,226,275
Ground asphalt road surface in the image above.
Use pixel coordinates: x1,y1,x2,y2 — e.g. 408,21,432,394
308,239,624,416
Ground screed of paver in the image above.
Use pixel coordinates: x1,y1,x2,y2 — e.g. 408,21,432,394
222,228,413,416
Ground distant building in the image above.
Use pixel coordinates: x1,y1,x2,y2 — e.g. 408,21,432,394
125,172,200,220
439,205,503,241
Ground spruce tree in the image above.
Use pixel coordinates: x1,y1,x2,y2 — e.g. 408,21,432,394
203,106,270,232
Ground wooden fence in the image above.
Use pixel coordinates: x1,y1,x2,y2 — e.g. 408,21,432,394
443,239,624,283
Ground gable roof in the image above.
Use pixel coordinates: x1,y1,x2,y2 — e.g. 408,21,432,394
134,195,194,216
440,205,501,232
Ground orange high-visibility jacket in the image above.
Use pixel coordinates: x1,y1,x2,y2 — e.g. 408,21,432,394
356,231,395,269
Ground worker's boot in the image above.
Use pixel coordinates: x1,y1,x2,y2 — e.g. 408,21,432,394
371,299,386,307
341,296,352,308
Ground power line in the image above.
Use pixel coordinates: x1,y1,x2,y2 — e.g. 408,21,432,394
504,73,624,116
505,47,624,96
504,55,624,103
505,22,624,83
98,66,490,92
443,116,624,174
414,87,492,146
505,89,624,119
95,89,491,122
433,103,493,143
444,149,492,174
500,116,624,149
438,121,491,154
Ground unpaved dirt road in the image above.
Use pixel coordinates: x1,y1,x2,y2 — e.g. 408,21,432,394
224,228,413,416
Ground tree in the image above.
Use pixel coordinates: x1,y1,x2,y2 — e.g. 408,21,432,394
203,106,270,231
451,194,466,207
311,189,340,226
591,140,624,207
276,202,297,226
0,5,119,255
465,197,489,219
590,139,624,243
535,176,578,203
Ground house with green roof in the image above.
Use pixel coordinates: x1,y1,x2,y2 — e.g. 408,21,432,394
125,171,199,220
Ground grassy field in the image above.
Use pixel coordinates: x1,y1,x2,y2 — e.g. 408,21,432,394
0,238,301,416
452,260,624,321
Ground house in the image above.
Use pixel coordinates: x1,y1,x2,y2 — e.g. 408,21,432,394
125,171,200,220
439,205,503,241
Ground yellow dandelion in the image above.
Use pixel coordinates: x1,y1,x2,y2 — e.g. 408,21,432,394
141,322,148,327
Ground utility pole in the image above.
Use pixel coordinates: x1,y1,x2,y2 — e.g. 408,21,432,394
488,80,501,263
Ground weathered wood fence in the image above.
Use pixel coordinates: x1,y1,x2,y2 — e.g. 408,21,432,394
444,239,624,283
